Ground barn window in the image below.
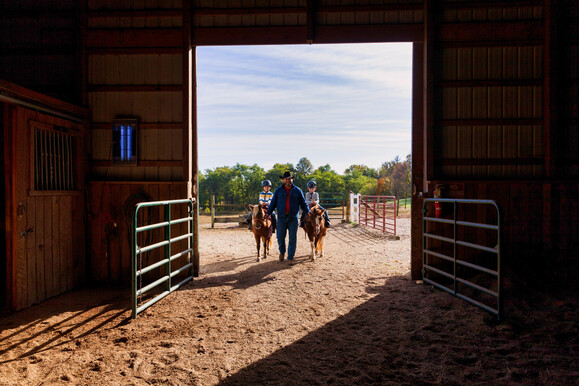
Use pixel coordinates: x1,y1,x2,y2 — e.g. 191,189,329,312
33,124,77,191
112,119,137,163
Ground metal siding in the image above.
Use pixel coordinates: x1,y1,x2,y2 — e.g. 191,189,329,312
87,0,184,181
433,1,546,180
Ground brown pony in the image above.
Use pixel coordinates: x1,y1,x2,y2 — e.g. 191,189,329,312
248,204,273,262
303,204,327,261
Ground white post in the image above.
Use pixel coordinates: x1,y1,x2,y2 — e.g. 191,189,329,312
349,193,360,224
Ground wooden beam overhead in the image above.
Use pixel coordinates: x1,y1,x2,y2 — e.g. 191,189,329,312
0,80,88,121
192,24,423,46
192,26,306,46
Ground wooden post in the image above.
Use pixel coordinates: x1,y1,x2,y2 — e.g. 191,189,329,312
345,193,351,223
210,195,215,229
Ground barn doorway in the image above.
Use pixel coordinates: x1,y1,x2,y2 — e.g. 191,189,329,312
195,43,413,212
0,104,6,310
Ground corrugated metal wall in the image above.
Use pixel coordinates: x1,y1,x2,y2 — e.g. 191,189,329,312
84,0,190,282
423,0,579,280
0,1,83,104
86,0,185,182
192,0,424,45
557,0,579,177
430,2,545,180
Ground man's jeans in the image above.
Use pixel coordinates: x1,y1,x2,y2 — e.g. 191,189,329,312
276,214,299,260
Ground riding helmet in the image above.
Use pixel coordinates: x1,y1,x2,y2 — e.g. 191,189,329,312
262,180,272,187
307,180,317,188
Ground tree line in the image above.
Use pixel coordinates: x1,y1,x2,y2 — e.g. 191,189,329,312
198,155,411,209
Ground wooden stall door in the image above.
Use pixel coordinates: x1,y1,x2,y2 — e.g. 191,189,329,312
12,107,86,310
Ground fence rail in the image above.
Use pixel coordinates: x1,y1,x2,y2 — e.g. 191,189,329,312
210,195,248,228
319,192,346,222
132,198,195,318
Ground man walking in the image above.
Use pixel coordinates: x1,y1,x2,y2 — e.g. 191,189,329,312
267,171,309,263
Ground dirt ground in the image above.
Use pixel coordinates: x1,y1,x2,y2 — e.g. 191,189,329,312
0,215,577,385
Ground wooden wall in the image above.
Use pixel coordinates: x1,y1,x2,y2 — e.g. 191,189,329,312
3,103,87,311
87,181,187,282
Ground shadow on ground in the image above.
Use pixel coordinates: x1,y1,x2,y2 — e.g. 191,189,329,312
219,275,578,385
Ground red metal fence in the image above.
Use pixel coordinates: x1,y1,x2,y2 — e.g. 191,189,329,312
359,195,397,235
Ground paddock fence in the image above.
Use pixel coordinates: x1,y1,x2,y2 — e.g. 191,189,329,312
349,194,397,235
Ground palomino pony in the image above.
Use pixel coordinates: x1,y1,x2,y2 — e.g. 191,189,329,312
248,204,273,262
303,204,327,261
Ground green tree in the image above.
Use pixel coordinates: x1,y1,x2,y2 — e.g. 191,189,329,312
265,163,294,188
199,166,236,206
378,156,400,179
316,164,333,173
343,164,378,194
295,157,313,188
389,155,411,199
344,164,378,179
231,163,266,205
311,166,345,194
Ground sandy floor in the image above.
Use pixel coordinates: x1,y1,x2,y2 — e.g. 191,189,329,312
0,215,577,385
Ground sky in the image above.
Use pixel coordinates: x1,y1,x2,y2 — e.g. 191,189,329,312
196,43,413,175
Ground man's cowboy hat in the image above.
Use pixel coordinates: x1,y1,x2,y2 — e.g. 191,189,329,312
279,171,294,179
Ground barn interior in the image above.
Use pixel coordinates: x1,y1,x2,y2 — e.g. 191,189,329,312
0,0,578,315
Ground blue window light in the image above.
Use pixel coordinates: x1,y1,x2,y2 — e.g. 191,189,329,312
112,119,137,163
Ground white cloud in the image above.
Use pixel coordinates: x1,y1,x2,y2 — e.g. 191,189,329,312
197,43,413,173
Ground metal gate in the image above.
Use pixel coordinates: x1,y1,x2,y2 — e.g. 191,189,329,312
358,195,397,235
132,198,195,318
422,198,501,320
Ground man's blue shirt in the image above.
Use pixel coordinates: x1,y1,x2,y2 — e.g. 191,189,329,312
267,184,309,218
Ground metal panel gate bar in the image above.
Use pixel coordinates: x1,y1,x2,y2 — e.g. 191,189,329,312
422,198,501,320
359,195,397,235
132,198,195,318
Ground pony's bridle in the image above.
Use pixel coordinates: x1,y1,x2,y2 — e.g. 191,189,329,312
306,211,322,235
253,207,267,229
